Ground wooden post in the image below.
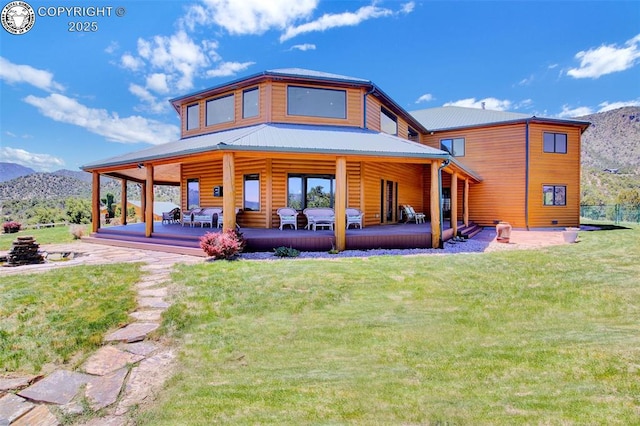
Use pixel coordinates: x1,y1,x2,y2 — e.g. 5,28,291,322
335,156,347,251
265,158,272,228
464,178,470,227
430,161,441,248
92,171,100,233
145,164,154,237
121,178,127,226
222,153,236,231
451,173,458,236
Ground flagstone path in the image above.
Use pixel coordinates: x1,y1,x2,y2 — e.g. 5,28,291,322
0,242,202,425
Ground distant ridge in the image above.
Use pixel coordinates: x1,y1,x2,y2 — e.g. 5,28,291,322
0,162,35,182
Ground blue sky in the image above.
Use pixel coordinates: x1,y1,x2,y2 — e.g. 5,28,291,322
1,0,638,172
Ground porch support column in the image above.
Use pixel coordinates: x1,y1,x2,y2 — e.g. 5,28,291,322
92,171,100,233
451,173,458,236
265,159,273,229
430,161,442,248
145,164,154,237
140,182,146,225
334,156,347,251
464,178,470,227
120,179,127,226
222,152,236,231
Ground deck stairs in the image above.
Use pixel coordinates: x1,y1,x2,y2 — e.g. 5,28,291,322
457,222,482,239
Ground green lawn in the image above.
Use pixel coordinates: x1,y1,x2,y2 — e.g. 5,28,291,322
137,225,640,425
0,225,85,251
0,264,140,373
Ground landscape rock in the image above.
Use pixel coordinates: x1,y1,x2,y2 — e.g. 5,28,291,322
0,393,34,425
18,370,91,405
11,404,58,426
82,346,144,376
86,368,128,410
104,323,159,343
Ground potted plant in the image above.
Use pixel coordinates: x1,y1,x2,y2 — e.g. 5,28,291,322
563,227,580,243
3,221,21,234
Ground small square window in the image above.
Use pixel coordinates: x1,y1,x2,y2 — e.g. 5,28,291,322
543,185,566,206
543,132,567,153
243,88,259,118
440,138,465,156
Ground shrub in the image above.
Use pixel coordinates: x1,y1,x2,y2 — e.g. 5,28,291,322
200,229,245,260
3,221,21,234
273,246,300,257
69,224,86,240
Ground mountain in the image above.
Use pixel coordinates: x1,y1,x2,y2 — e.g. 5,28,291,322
0,173,92,200
52,169,93,183
578,106,640,173
0,162,35,182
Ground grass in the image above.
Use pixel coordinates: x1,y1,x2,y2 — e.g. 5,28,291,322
0,264,140,373
136,225,640,425
0,225,85,251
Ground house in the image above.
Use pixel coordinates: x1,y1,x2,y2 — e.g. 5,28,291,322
81,68,589,251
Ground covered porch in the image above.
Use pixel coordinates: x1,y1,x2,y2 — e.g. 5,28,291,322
84,220,480,256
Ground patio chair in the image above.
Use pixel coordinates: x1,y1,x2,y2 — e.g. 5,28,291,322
346,207,363,229
402,205,426,224
217,208,241,228
181,209,196,227
277,207,299,230
346,208,363,229
194,207,222,228
303,207,335,231
162,207,180,224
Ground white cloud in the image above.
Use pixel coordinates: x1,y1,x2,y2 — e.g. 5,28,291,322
121,53,144,71
444,97,512,111
104,41,119,54
189,0,318,35
23,94,179,145
206,61,255,78
290,43,316,51
128,84,168,114
280,4,402,42
598,99,640,112
401,2,415,14
415,93,434,103
0,147,65,172
567,33,640,79
0,57,64,92
146,73,170,94
558,105,593,118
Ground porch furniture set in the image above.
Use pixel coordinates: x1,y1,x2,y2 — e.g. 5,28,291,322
277,207,364,231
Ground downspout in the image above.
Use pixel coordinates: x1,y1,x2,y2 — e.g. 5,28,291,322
438,158,451,248
525,119,530,230
363,86,376,129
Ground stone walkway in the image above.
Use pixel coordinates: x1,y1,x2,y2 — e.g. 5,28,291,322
0,242,201,425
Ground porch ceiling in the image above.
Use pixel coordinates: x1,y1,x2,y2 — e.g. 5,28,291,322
104,163,181,185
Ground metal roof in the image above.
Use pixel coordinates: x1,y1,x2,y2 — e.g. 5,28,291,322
410,106,590,131
82,123,452,168
265,68,371,84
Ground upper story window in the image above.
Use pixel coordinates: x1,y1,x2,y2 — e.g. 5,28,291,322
380,108,397,135
243,88,259,118
206,94,234,126
287,86,346,119
441,137,465,156
543,132,567,153
408,127,419,142
186,104,199,130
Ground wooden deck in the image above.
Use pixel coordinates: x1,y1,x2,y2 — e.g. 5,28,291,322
85,221,463,256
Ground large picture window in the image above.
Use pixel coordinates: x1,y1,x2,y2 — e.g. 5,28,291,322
243,174,260,211
543,185,566,206
288,174,335,210
187,178,200,209
287,86,346,119
206,94,234,126
186,104,199,130
543,132,567,153
243,88,259,118
441,138,465,156
380,108,397,135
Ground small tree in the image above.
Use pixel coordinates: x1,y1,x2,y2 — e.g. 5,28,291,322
100,193,116,219
199,229,245,260
66,198,92,224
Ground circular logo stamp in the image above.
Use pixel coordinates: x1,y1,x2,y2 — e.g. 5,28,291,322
2,1,35,35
